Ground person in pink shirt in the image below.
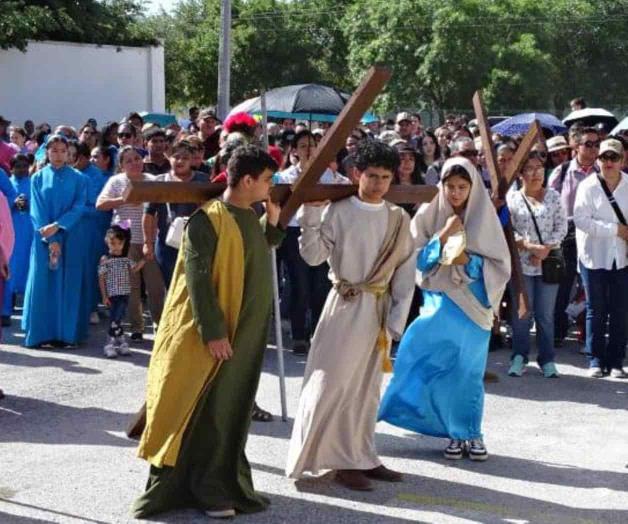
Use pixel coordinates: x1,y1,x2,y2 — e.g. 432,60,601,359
0,140,18,173
0,190,15,400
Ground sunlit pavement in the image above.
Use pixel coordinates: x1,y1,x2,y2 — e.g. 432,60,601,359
1,316,627,523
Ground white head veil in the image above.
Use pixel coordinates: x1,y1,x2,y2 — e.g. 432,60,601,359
412,157,511,329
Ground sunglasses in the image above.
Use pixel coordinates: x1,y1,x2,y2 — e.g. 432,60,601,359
582,141,601,149
118,132,133,139
550,149,569,156
13,162,29,169
599,153,621,162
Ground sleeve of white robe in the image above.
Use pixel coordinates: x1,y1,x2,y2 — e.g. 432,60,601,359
386,218,418,340
297,204,335,266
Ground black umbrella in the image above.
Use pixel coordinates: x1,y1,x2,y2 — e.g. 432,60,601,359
229,84,350,122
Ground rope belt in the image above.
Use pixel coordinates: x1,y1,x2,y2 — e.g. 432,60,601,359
334,279,393,373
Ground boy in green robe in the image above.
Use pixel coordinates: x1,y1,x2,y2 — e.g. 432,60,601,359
133,145,284,520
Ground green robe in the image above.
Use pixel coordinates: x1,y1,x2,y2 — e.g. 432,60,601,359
133,203,284,518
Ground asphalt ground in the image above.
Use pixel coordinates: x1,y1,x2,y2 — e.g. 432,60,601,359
1,314,627,524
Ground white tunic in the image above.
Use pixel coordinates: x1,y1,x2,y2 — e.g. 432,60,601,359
286,196,416,478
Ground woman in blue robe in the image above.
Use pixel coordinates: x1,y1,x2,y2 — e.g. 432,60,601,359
2,155,33,323
76,143,111,329
22,135,88,348
379,157,511,461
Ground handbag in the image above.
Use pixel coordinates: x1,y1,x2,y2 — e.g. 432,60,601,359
164,203,189,249
521,194,565,284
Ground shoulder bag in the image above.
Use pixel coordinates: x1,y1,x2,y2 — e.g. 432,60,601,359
521,193,565,284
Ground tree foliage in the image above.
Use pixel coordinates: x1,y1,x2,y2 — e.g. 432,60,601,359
5,0,628,116
0,1,157,51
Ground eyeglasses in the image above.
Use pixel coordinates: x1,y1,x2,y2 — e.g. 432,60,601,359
529,151,547,160
459,150,478,158
118,132,133,139
582,141,601,149
599,153,621,162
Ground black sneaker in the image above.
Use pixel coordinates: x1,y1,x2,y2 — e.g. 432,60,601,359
468,438,488,461
444,439,465,460
130,332,144,342
1,316,11,327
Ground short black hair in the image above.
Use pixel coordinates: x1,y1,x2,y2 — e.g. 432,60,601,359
354,139,399,173
75,142,91,159
570,97,587,109
291,129,314,149
576,127,599,143
144,128,166,141
227,145,278,188
106,225,131,257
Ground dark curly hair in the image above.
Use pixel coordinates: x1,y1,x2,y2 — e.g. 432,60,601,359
227,145,278,188
354,139,400,173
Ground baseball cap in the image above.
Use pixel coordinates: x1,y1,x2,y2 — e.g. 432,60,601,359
598,138,624,157
198,108,221,123
395,112,412,124
546,136,570,153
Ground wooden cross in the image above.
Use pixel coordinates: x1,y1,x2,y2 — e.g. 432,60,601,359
472,90,542,318
123,66,438,439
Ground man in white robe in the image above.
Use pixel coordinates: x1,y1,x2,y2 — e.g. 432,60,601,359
286,140,417,491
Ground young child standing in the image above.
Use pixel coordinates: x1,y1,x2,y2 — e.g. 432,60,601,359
98,224,144,358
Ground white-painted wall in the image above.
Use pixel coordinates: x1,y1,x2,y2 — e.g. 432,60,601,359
0,40,165,129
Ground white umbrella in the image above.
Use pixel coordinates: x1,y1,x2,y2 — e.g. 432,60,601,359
610,116,628,136
562,108,618,130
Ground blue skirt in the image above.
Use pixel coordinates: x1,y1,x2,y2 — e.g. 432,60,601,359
378,290,489,440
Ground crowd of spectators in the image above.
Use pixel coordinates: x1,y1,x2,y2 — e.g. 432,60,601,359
0,98,626,386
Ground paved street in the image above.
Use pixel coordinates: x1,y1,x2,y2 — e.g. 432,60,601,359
1,316,627,524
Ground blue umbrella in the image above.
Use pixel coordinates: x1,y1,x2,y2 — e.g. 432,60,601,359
491,112,566,136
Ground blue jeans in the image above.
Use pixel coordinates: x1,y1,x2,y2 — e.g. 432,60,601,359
579,263,628,371
511,275,559,366
109,295,129,337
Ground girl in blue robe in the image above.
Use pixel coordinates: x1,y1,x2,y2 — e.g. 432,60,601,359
379,157,511,461
22,135,89,348
2,155,33,321
76,144,112,330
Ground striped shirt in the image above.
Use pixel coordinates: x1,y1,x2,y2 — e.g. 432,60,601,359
97,173,154,244
98,255,133,297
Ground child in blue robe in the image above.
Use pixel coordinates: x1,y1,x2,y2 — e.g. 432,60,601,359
379,157,511,462
2,154,33,324
22,135,88,348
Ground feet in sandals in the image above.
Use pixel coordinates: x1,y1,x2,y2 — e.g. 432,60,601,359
252,402,273,422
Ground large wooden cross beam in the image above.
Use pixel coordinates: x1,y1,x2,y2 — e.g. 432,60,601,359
472,90,542,318
123,66,439,439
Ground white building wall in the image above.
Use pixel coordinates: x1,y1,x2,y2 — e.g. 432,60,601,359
0,40,165,129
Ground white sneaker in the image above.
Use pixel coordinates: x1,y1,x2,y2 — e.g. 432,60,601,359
89,312,100,325
104,339,117,358
609,368,627,379
205,507,236,519
116,336,131,356
468,438,488,461
588,367,603,378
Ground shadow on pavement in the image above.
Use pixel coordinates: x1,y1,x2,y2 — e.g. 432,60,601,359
289,463,627,524
250,417,294,439
484,348,628,410
376,431,628,492
0,349,102,375
0,394,136,448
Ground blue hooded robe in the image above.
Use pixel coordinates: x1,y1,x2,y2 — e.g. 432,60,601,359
22,164,88,347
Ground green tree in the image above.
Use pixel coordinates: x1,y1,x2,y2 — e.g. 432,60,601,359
0,1,157,50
